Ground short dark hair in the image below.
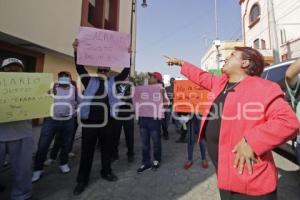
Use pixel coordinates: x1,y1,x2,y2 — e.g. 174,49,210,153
235,46,265,76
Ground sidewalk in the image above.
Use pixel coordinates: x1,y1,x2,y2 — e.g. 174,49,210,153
0,121,299,200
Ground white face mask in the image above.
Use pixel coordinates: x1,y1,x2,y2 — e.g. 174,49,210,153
58,76,71,85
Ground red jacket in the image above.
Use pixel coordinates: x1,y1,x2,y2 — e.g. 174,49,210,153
181,62,299,195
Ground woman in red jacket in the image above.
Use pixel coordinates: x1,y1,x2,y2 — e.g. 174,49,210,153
165,47,299,200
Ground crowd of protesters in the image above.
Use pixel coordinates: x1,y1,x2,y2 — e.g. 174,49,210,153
0,44,299,200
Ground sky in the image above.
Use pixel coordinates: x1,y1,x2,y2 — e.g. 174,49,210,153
135,0,242,78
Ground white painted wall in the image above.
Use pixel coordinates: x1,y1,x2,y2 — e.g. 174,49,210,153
0,0,82,56
240,0,300,60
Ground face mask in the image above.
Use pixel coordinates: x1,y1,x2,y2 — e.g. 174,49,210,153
58,76,70,85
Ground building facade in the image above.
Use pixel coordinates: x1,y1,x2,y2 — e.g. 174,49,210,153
239,0,300,64
0,0,135,78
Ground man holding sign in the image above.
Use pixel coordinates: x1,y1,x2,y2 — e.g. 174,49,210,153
73,34,130,195
0,58,34,200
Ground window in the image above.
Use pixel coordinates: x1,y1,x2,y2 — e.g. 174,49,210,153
88,0,96,26
82,0,119,30
249,3,260,25
253,39,260,49
261,39,266,50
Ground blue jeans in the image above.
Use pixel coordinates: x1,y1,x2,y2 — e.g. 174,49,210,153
34,117,74,170
139,117,162,166
187,115,206,161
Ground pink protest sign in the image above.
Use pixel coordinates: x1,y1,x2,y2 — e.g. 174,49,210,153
77,27,130,68
133,84,165,119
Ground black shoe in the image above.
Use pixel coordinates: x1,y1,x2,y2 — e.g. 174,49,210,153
163,135,169,140
175,138,186,143
137,164,152,173
101,172,118,182
73,182,88,196
127,155,134,163
152,160,160,171
0,184,6,192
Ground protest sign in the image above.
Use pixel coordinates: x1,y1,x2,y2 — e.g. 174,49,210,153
0,73,53,123
173,80,212,114
77,27,130,68
133,84,164,119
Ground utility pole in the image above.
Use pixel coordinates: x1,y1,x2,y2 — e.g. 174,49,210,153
214,0,218,39
268,0,280,63
214,0,221,70
130,0,137,77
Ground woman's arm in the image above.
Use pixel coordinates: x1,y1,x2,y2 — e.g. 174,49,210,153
286,58,300,89
181,62,223,91
243,83,299,156
164,56,223,91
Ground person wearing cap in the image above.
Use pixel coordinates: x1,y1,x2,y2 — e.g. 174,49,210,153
72,39,130,195
32,71,77,182
0,58,34,200
165,47,299,199
137,72,170,173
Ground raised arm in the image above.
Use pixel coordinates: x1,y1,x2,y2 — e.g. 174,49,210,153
285,58,300,88
114,68,130,82
73,39,90,88
164,56,223,91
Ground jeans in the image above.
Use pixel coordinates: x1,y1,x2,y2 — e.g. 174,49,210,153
187,115,206,161
0,137,33,200
34,117,74,170
50,116,78,160
139,117,162,166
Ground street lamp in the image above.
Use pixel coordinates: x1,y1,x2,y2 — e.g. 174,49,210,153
141,0,148,8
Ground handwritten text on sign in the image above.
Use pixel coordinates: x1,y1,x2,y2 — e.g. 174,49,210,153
77,27,130,68
173,80,213,114
0,73,53,123
133,84,164,119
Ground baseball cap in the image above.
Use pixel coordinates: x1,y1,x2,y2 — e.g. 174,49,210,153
148,72,163,81
1,58,24,69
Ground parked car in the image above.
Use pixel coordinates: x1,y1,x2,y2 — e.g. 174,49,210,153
261,59,298,163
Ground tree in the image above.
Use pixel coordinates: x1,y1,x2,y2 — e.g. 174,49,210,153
132,71,148,85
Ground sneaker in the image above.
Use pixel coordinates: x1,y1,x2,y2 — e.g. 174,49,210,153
43,158,54,166
201,160,209,169
32,170,43,183
137,165,152,173
183,161,193,170
59,164,71,174
152,160,160,171
68,152,75,158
